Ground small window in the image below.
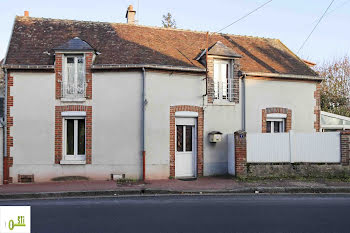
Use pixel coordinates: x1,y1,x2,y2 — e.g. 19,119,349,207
266,118,286,133
176,125,193,152
64,117,86,161
213,60,234,101
62,55,86,99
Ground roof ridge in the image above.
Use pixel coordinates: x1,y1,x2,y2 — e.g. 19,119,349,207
15,16,277,41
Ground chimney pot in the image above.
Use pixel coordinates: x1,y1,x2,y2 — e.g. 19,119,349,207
126,5,136,24
24,11,29,17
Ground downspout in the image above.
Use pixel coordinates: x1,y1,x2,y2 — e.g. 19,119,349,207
141,67,146,181
242,74,246,131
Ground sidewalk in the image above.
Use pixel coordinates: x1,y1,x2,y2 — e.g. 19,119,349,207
1,177,350,199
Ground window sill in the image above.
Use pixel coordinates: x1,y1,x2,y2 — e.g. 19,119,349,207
60,160,86,165
60,98,86,103
210,100,236,106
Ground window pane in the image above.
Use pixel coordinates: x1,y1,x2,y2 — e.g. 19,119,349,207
266,121,271,133
176,125,183,152
66,58,75,94
77,57,85,94
274,122,280,133
185,126,192,152
222,64,227,99
78,119,85,155
66,119,74,155
214,63,219,99
67,57,74,63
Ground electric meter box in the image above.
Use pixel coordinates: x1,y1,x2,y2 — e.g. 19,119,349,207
208,131,223,143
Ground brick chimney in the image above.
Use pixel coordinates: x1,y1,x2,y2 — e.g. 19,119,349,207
24,11,29,17
125,5,136,24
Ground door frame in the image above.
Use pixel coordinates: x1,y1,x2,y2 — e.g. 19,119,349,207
169,106,204,178
175,118,197,178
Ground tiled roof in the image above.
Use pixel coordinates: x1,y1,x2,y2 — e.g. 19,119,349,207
5,16,317,76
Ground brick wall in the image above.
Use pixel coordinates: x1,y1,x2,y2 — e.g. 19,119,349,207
55,105,92,164
262,107,292,133
234,130,247,176
314,83,321,132
4,73,14,184
169,105,203,177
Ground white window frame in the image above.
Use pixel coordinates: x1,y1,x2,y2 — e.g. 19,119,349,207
62,117,86,162
213,59,234,102
266,117,286,133
62,54,86,99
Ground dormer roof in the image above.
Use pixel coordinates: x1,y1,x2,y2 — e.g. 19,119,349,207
208,41,242,58
53,37,94,51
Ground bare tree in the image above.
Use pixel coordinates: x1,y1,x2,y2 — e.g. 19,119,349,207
162,13,176,28
316,56,350,117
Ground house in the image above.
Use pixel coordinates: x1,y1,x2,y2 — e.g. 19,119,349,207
1,7,322,184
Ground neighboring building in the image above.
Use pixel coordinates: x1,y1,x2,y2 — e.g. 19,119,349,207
321,111,350,132
1,8,322,184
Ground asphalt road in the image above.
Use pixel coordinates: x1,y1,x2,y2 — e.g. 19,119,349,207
1,194,350,233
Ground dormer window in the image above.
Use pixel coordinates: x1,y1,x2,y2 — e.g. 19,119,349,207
53,37,95,101
214,59,234,101
62,55,86,99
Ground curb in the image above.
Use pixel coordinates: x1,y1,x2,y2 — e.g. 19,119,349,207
1,186,350,200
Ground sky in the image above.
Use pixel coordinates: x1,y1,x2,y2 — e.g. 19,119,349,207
0,0,349,65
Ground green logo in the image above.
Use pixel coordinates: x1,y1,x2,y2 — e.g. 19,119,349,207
9,216,26,230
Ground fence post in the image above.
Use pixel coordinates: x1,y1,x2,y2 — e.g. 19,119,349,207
234,130,247,176
289,130,294,163
340,131,350,165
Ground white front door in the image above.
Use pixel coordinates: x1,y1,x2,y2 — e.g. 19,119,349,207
175,117,196,178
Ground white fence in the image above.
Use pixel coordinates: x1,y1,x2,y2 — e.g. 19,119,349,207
227,134,235,175
247,131,340,163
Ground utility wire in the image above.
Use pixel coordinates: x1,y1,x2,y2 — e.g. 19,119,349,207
297,0,335,54
311,0,350,24
216,0,273,33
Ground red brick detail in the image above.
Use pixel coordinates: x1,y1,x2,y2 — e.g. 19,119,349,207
55,106,92,164
169,105,204,177
55,52,93,99
314,83,321,132
207,56,240,104
262,107,292,133
234,130,247,176
85,53,93,99
4,73,14,184
55,53,63,99
340,132,350,166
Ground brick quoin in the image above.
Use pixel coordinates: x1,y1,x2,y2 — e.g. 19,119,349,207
169,105,204,177
234,130,247,176
340,131,350,166
262,107,292,133
55,106,92,164
4,73,14,184
55,52,93,99
314,83,321,132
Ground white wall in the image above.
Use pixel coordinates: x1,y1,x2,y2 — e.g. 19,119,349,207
10,72,56,182
92,71,142,179
245,78,317,133
10,71,143,182
145,71,204,179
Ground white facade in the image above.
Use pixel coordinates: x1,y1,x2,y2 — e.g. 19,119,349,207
245,77,317,133
6,70,319,183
